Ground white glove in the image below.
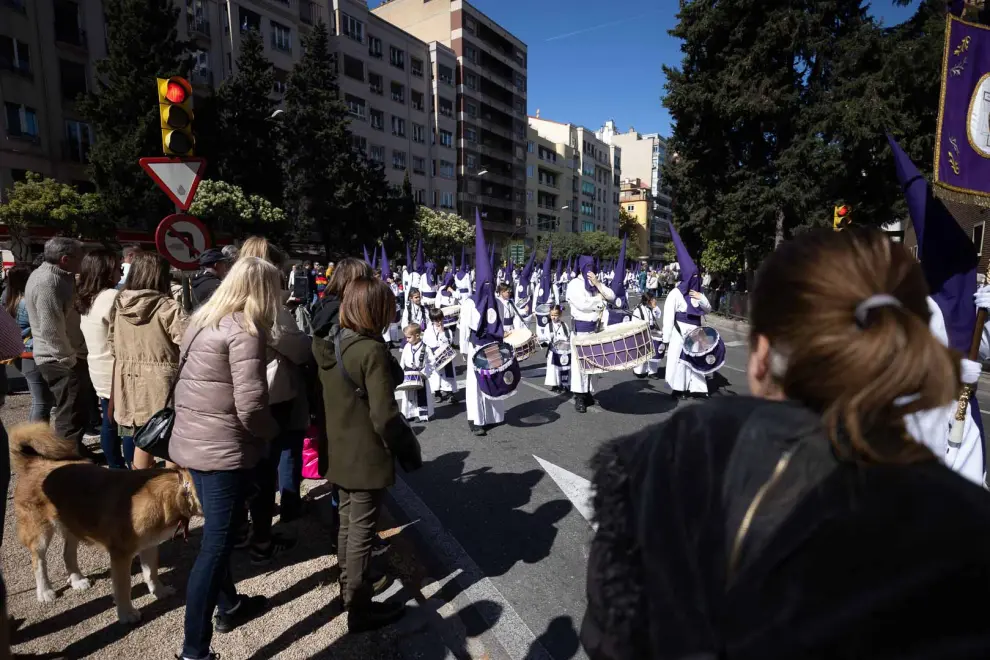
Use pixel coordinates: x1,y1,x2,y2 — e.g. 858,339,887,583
975,285,990,310
961,358,982,385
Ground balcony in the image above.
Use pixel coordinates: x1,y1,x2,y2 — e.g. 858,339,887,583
472,168,514,186
537,178,559,190
62,139,90,163
473,139,514,160
190,68,213,87
187,16,210,37
299,1,319,25
54,26,88,50
0,58,32,79
479,119,513,141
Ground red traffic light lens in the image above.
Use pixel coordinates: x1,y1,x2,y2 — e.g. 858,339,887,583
165,80,188,103
838,206,849,217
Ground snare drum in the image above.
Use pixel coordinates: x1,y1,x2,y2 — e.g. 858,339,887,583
651,331,665,359
550,339,571,368
680,326,725,375
504,327,539,362
396,369,424,391
535,303,552,329
441,304,461,328
572,319,652,375
432,343,457,371
472,341,520,400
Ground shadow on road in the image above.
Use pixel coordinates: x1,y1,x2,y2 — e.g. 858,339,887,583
596,377,677,416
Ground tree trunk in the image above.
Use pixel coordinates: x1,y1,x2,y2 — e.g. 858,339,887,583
9,229,30,264
774,208,785,247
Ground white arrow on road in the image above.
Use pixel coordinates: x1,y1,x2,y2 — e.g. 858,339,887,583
534,455,596,530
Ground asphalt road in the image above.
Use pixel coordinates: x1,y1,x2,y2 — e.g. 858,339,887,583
389,302,753,660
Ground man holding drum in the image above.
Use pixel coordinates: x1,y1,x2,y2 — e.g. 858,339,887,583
567,256,615,413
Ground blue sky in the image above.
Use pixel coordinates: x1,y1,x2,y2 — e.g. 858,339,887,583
368,0,922,138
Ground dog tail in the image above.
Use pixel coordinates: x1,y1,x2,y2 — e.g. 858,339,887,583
9,422,81,474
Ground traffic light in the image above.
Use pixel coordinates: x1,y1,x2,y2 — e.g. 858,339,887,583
157,76,194,156
833,204,851,231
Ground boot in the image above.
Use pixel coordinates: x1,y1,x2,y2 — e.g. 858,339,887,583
469,421,487,437
347,600,406,634
575,395,587,414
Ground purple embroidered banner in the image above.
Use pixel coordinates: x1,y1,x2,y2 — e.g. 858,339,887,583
935,16,990,207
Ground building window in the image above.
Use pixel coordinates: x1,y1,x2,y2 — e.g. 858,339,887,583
368,71,383,95
438,97,453,118
438,64,453,85
411,90,424,111
370,107,384,130
414,188,426,204
514,73,525,91
4,103,39,140
626,205,635,212
54,0,84,45
466,154,477,169
345,94,366,119
412,155,426,174
582,221,594,232
370,144,384,163
389,46,405,69
391,115,405,137
465,127,477,142
439,129,452,147
583,161,595,177
393,150,406,170
439,160,455,178
411,57,424,77
351,134,367,153
527,141,534,153
273,78,287,94
58,59,88,100
63,119,92,162
0,37,31,76
526,165,534,178
538,146,557,163
527,190,534,201
412,123,425,143
271,22,292,53
368,35,382,58
465,72,477,90
539,171,558,188
465,102,477,118
343,54,364,81
464,45,477,63
341,13,363,42
390,81,404,104
975,221,985,257
440,191,454,208
581,201,594,217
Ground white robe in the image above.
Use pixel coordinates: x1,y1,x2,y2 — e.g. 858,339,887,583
424,323,458,395
906,297,984,486
383,281,401,343
499,297,527,336
462,299,505,426
395,341,434,421
544,321,571,389
662,288,712,393
454,272,472,301
401,269,411,293
401,302,427,332
567,278,608,395
632,303,663,376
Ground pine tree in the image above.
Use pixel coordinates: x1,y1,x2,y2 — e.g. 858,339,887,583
202,30,281,207
78,0,189,230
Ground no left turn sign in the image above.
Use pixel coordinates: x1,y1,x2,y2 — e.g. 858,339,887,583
155,214,211,270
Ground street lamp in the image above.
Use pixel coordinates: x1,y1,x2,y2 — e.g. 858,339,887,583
477,169,489,176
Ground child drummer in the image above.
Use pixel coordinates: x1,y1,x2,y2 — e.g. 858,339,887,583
401,287,428,332
425,308,458,403
544,305,571,394
396,324,434,422
632,292,663,379
497,283,527,334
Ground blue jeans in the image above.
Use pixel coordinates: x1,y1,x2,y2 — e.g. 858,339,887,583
277,430,303,521
99,398,133,469
182,469,249,659
19,358,53,423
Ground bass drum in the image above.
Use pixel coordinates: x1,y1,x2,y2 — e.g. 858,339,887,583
472,341,520,401
679,326,725,375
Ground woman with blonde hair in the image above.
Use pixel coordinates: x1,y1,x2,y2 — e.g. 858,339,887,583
170,256,282,660
582,228,990,660
108,252,186,469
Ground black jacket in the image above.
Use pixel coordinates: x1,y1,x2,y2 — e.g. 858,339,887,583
190,270,222,309
582,397,990,660
311,294,340,339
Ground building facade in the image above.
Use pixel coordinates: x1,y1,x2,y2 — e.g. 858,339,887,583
372,0,528,251
529,114,619,236
523,124,575,248
620,178,651,258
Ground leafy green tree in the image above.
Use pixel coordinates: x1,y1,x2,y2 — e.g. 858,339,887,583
413,207,474,260
0,174,100,261
199,30,282,206
78,0,189,230
700,239,742,275
187,179,287,239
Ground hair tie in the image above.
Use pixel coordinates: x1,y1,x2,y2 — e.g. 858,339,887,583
854,294,902,328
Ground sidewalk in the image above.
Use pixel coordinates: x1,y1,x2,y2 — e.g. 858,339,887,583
0,393,494,660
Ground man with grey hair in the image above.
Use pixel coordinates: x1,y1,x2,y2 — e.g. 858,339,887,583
221,244,239,262
25,237,93,456
117,244,141,288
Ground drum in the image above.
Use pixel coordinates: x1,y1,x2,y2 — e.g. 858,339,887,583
572,319,652,375
432,343,457,371
396,369,424,391
441,304,461,328
535,303,552,329
472,341,520,400
651,331,665,360
550,340,571,368
680,326,725,375
505,327,539,362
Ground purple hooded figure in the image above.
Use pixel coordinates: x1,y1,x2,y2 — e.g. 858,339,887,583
606,238,629,325
415,240,425,275
406,242,412,274
362,245,371,265
538,244,553,306
670,221,701,300
458,246,468,276
504,253,514,286
442,258,456,291
517,249,538,314
380,245,391,282
371,247,377,271
579,255,597,294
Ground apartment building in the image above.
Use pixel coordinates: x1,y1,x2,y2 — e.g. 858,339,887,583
529,114,620,236
524,125,575,246
598,120,672,258
1,0,106,196
372,0,528,250
620,178,651,258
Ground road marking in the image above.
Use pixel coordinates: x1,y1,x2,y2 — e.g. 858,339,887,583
534,455,596,529
724,340,746,348
389,474,552,660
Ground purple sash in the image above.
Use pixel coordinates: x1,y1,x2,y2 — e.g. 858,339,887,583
573,320,597,333
674,311,702,327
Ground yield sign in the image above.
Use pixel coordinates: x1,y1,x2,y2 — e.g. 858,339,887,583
139,156,207,210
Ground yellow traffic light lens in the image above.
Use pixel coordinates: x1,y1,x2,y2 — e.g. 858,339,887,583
166,80,189,103
164,130,194,155
163,105,190,129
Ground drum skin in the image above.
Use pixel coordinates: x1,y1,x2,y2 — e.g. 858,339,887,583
572,320,652,375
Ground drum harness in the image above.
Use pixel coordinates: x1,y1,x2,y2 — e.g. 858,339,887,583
545,322,570,359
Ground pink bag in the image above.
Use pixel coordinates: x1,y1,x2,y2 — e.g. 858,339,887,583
302,426,322,480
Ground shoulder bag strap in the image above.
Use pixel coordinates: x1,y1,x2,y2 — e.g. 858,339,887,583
333,329,367,399
164,326,206,407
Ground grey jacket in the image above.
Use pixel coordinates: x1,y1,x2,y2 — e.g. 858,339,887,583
170,313,279,471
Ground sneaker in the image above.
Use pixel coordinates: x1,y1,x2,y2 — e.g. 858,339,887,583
347,601,406,634
248,535,297,565
371,573,393,595
575,397,587,414
371,537,391,558
175,652,221,660
214,595,267,633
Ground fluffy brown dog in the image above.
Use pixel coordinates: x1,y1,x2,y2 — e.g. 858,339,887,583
10,422,201,623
